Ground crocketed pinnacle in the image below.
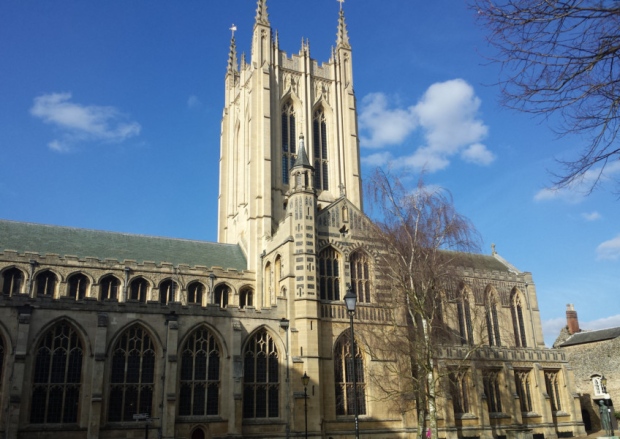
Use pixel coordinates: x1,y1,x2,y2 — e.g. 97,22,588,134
336,8,350,48
255,0,269,26
227,36,238,73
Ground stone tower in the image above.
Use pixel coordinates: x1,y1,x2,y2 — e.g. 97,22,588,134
218,0,363,271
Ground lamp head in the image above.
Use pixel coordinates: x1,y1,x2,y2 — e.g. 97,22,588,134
302,371,310,387
601,375,607,388
279,318,290,330
344,284,357,313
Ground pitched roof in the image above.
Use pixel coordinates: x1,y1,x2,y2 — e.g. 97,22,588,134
0,219,247,271
559,327,620,347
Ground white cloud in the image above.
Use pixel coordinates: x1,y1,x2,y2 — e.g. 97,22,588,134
583,314,620,330
30,92,141,152
361,151,393,167
581,211,601,221
359,93,417,148
596,234,620,260
359,79,492,172
461,143,495,165
187,95,202,109
542,317,566,346
534,161,620,203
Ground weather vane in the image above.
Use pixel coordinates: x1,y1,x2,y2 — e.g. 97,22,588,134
230,24,237,38
337,0,344,10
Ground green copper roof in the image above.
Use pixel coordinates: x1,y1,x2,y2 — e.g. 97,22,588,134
0,219,247,270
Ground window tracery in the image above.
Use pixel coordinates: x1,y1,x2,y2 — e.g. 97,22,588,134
1,267,24,296
36,270,57,297
334,332,366,416
319,247,341,301
243,329,279,418
30,322,83,424
313,108,328,190
67,273,89,300
281,101,296,184
179,327,220,417
108,325,155,422
100,275,119,301
350,251,370,303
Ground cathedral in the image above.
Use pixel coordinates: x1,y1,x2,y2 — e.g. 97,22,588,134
0,1,586,438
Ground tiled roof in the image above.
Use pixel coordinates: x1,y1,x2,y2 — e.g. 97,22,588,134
559,327,620,347
447,251,515,273
0,219,247,271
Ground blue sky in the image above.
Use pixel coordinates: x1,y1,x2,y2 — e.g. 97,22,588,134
1,0,618,346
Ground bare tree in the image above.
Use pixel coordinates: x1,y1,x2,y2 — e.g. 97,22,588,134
362,169,482,439
473,0,620,192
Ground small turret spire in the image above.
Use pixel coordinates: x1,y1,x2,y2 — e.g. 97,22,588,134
255,0,269,26
227,24,238,73
336,3,350,48
292,134,312,169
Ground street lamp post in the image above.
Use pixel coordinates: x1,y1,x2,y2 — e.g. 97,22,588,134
344,285,360,439
280,318,291,439
302,372,310,439
600,375,614,437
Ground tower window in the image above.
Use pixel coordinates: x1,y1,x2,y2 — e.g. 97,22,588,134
450,370,470,414
334,332,366,416
486,292,501,346
515,370,533,412
313,109,328,190
545,371,562,412
281,101,296,184
319,247,341,301
457,292,473,345
483,370,503,413
350,251,371,303
511,291,527,347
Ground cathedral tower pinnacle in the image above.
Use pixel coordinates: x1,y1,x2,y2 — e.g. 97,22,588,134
218,0,362,270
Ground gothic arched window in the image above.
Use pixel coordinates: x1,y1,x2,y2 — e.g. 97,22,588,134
450,370,470,414
457,292,473,345
100,275,120,301
159,279,178,304
36,270,57,297
1,267,24,296
108,325,155,422
214,284,229,309
334,332,366,416
179,326,221,417
281,101,296,184
511,291,527,347
187,282,204,305
128,277,149,302
319,247,341,301
514,369,533,412
485,291,501,346
243,329,280,419
545,371,562,412
240,287,254,309
350,251,371,303
67,273,89,300
30,321,83,424
313,108,328,190
274,256,282,298
483,370,502,413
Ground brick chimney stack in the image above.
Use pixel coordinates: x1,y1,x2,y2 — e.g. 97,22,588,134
566,303,580,335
